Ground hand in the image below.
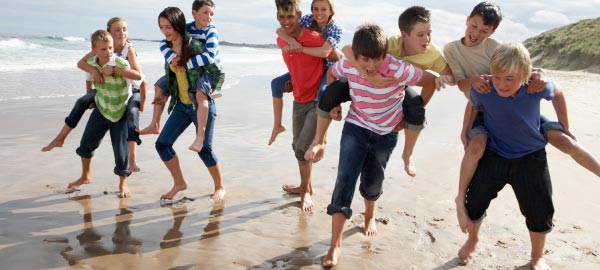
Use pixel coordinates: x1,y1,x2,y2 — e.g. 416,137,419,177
285,39,301,53
329,105,342,121
563,128,577,141
152,94,169,105
363,73,395,88
526,68,547,93
471,74,491,94
283,80,293,93
435,74,454,91
88,102,96,109
101,66,114,76
92,69,104,84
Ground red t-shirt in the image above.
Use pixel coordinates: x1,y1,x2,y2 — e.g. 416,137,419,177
277,28,324,103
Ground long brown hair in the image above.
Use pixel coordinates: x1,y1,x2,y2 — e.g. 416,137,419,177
307,0,336,40
158,7,194,67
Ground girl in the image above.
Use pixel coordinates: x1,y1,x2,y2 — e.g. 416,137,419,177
268,0,342,147
154,6,225,202
43,17,147,173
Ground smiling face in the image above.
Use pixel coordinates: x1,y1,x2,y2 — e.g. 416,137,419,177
108,20,128,47
311,0,332,27
192,4,214,29
277,10,302,37
463,15,495,47
402,21,431,55
492,69,524,98
159,17,181,43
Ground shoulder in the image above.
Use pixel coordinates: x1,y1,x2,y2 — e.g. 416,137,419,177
443,39,461,51
114,56,129,68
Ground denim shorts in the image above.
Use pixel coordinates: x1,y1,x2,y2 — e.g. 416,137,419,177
465,149,554,233
271,70,327,100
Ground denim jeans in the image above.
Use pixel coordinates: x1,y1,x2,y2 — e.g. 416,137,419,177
76,108,130,177
271,70,327,100
465,149,554,233
155,101,218,167
65,89,97,128
127,90,141,145
155,75,169,95
327,122,398,219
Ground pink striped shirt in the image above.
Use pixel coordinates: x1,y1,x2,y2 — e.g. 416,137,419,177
330,55,423,135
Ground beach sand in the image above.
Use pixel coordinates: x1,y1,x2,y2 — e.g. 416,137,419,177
0,70,599,269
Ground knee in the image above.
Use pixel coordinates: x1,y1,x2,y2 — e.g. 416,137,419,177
547,131,574,151
467,135,487,158
199,147,218,167
404,100,425,127
271,78,284,98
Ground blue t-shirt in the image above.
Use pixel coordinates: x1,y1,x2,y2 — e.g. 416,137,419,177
470,80,556,158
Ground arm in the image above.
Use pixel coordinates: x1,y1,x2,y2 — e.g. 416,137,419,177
457,74,492,94
414,70,437,105
127,47,146,112
77,51,103,84
301,40,335,59
276,27,301,52
435,65,456,90
186,28,219,69
112,66,142,81
341,45,395,87
551,86,573,138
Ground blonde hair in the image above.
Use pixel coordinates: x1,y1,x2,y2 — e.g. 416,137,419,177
309,0,336,40
90,30,112,48
106,17,129,43
490,42,531,84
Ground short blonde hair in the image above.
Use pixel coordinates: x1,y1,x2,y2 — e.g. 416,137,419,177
90,30,112,48
490,42,531,84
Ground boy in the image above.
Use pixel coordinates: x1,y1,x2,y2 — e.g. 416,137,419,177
459,42,567,270
444,1,600,234
140,0,225,147
320,6,453,177
67,30,142,198
305,23,436,267
275,0,324,212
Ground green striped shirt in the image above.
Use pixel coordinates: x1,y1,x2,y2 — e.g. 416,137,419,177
87,56,130,122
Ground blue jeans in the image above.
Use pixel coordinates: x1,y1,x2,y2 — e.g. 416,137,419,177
271,70,328,100
65,89,97,128
127,90,141,145
76,108,130,177
155,101,218,167
327,122,399,219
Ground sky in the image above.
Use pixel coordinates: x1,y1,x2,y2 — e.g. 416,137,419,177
2,0,599,46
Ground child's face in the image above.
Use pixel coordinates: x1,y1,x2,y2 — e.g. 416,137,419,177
192,5,215,29
402,21,431,55
311,1,332,27
277,10,302,36
159,17,180,42
93,40,113,63
109,20,128,46
357,55,384,76
492,69,524,98
463,15,495,47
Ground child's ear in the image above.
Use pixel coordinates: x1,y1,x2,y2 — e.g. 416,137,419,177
401,30,409,39
465,16,470,26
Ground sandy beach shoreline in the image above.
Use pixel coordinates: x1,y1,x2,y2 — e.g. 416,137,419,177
0,70,599,269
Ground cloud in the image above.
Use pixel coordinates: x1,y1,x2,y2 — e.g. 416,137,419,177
529,10,571,26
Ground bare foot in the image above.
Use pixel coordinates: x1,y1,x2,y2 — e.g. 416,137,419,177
138,122,160,135
130,162,141,173
67,177,91,191
161,184,187,200
119,185,131,198
188,139,203,152
531,258,551,270
364,217,378,236
402,154,416,177
455,200,473,233
300,192,314,212
42,139,64,152
268,124,286,145
458,237,478,265
323,246,341,267
211,188,226,203
282,184,301,194
304,143,326,163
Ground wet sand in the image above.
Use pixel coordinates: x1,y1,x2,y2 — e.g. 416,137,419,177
0,70,599,269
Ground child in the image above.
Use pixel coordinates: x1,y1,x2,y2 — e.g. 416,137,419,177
444,1,600,234
153,7,226,202
269,0,343,146
43,18,147,173
274,0,325,212
67,30,142,198
458,42,570,270
319,6,454,177
305,23,436,267
140,0,224,146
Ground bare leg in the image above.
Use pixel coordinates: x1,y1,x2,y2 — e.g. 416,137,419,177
529,232,550,270
118,175,130,198
42,124,73,152
458,221,482,264
402,129,421,177
547,130,600,177
139,87,166,135
207,163,226,202
298,161,314,212
364,199,377,236
456,134,487,232
162,155,187,200
68,157,92,190
128,141,140,172
323,213,345,267
268,97,286,145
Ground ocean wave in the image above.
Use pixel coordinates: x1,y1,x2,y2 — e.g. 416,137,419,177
44,35,86,42
0,38,42,49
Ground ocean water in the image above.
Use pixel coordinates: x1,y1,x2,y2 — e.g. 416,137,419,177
0,35,285,101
